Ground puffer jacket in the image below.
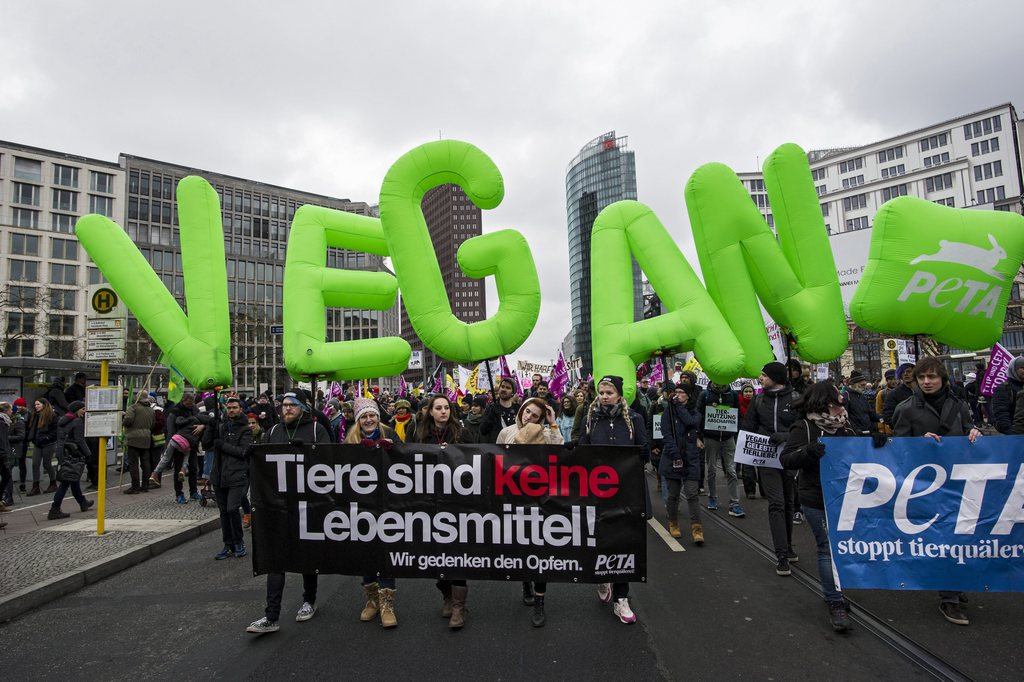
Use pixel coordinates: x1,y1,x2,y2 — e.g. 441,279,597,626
210,412,254,488
659,400,701,481
55,413,90,469
122,401,155,449
741,386,795,444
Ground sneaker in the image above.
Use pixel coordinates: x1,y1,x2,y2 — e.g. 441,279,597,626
246,617,280,634
940,602,970,626
215,545,234,560
793,512,803,525
787,549,799,563
613,597,637,624
175,494,187,505
148,476,161,489
295,602,317,622
707,497,718,511
728,503,746,518
597,583,612,604
828,600,852,632
698,487,706,496
234,542,247,558
776,558,791,576
190,492,202,501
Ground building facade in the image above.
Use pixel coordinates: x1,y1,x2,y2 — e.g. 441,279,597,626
400,183,486,387
565,132,642,378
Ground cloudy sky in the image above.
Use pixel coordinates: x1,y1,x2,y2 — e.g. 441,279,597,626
3,1,1021,365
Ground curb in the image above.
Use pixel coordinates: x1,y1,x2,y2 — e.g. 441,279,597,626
0,516,220,623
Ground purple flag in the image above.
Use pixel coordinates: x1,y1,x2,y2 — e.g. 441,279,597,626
433,372,443,394
980,343,1014,396
549,350,569,399
499,355,513,380
329,381,343,399
650,361,664,384
399,375,407,397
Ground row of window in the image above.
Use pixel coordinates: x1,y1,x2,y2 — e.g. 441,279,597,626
920,132,948,151
974,161,1003,181
839,158,864,174
6,312,76,336
963,115,1002,140
880,164,905,179
5,195,114,224
8,285,76,309
841,175,864,189
9,157,115,192
877,146,904,163
846,216,870,231
971,137,1000,157
9,234,78,259
7,258,102,285
977,186,1007,204
923,152,950,168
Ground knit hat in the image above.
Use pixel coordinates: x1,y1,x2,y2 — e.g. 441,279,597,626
762,362,788,385
1012,357,1024,376
896,363,915,380
884,369,896,380
393,399,411,411
353,397,379,422
281,393,309,412
848,370,868,384
68,400,85,413
327,398,341,411
14,397,26,408
472,395,488,408
598,375,624,396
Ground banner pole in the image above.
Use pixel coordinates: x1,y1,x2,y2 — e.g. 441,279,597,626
484,358,497,402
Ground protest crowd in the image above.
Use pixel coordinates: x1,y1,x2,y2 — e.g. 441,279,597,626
0,352,1004,636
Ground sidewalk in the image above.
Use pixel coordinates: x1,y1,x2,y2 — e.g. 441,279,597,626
0,470,221,622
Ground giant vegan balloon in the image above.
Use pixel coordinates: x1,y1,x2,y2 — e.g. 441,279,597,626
75,176,231,389
379,140,541,364
850,197,1024,349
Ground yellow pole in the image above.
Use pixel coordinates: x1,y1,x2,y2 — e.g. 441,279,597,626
97,359,108,536
889,350,897,370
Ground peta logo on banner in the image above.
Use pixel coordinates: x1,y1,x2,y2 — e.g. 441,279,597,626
910,234,1007,280
896,234,1008,319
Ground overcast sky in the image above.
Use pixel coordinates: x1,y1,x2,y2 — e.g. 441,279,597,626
3,1,1021,366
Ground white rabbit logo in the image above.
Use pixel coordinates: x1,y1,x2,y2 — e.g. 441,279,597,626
909,234,1007,280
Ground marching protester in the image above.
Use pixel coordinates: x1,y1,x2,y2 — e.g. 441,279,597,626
4,398,27,505
27,398,59,496
570,382,596,443
696,381,744,517
410,394,470,629
47,401,95,520
874,369,897,436
578,375,649,624
345,398,400,629
992,356,1024,434
843,370,879,434
882,363,916,429
460,396,487,443
891,357,982,627
0,403,12,519
780,381,855,632
556,394,577,442
211,396,254,561
148,393,203,503
389,399,416,442
742,362,798,576
247,392,331,634
660,382,704,544
121,391,155,494
737,383,757,498
480,378,518,444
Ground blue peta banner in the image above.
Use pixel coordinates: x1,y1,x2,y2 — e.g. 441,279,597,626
820,436,1024,592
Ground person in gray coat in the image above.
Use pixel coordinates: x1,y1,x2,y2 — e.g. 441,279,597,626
122,391,155,494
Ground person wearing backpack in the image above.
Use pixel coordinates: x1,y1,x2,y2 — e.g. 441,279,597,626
47,401,95,520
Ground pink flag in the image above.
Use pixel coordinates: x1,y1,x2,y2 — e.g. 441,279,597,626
514,369,524,399
433,372,443,394
650,361,664,384
329,381,343,399
499,355,513,380
399,375,407,397
980,342,1014,396
549,350,569,399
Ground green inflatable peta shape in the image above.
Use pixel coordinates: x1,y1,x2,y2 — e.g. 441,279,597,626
75,176,231,388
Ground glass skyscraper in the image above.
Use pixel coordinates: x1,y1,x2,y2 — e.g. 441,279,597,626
565,131,642,377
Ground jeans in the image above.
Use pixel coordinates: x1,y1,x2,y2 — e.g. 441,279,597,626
705,437,738,503
51,480,87,510
666,478,700,523
265,573,318,621
215,484,246,545
126,445,152,489
364,576,396,590
203,451,214,479
32,442,57,485
759,467,795,560
801,506,843,603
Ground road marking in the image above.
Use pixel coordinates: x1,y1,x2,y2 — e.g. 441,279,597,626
648,518,685,552
42,519,199,533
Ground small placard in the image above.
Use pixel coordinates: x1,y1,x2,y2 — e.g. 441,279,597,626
85,411,121,438
87,386,122,412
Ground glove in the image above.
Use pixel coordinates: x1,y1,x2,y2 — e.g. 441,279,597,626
378,438,394,451
769,431,788,445
806,441,826,458
243,445,254,458
360,438,376,449
871,431,889,449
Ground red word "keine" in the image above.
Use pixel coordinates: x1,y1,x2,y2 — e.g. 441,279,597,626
494,455,620,498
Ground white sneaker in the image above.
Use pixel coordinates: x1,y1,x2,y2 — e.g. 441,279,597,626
295,601,316,622
246,617,279,634
597,583,612,603
613,597,637,624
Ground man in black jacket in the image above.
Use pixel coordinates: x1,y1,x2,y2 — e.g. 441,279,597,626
742,362,797,576
247,392,330,635
47,401,95,520
844,370,879,434
990,356,1024,434
883,363,917,429
212,397,254,560
480,379,518,443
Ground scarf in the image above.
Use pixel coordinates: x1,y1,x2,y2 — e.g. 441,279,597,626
393,417,410,442
807,408,849,434
595,401,623,420
923,388,948,415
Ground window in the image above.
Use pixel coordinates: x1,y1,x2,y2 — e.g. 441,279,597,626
88,267,106,285
9,259,39,281
976,186,1006,204
47,339,74,358
925,173,953,193
882,184,908,201
843,194,867,211
49,263,78,285
839,158,864,174
934,197,955,207
129,170,139,194
963,115,1002,140
846,216,870,231
923,152,950,168
877,146,904,163
880,164,905,179
815,184,826,196
51,188,78,212
748,179,764,191
53,164,79,187
970,137,1000,157
51,238,78,260
7,312,35,334
11,208,39,228
841,175,864,189
973,161,1003,181
49,314,75,336
5,338,34,356
10,233,40,255
50,289,76,309
920,132,949,151
9,285,37,307
13,157,42,181
89,195,114,217
12,182,40,206
51,213,78,233
150,174,162,197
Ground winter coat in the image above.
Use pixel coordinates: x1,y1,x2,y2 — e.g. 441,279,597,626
166,403,201,447
64,381,86,406
843,389,878,434
480,401,518,444
210,413,254,489
695,386,740,440
151,409,167,448
45,381,70,412
122,401,156,449
29,413,60,448
0,414,10,467
991,376,1023,434
495,402,565,445
882,382,916,428
266,412,331,445
8,412,27,456
461,412,485,443
55,413,90,471
780,419,857,509
659,400,701,481
892,389,975,438
741,386,796,444
570,398,595,443
578,400,649,461
389,414,416,443
555,413,574,443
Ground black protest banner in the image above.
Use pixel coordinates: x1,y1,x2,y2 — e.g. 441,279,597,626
249,443,646,583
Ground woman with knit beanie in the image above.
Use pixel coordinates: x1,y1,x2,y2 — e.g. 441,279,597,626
388,399,415,442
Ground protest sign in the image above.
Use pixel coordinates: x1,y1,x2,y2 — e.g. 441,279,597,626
250,443,646,583
734,430,783,469
980,342,1013,396
821,436,1024,592
704,405,738,432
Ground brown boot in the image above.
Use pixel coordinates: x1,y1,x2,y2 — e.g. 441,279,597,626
439,583,453,618
378,588,397,628
360,582,379,622
667,520,681,538
27,484,42,497
45,480,57,493
449,586,468,629
691,522,705,546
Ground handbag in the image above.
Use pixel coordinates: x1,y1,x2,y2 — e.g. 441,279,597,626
57,454,85,483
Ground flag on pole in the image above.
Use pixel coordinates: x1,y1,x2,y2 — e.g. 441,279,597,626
650,361,664,384
363,380,374,399
329,381,343,399
445,373,460,402
980,342,1014,396
549,350,569,399
399,375,407,397
499,356,513,381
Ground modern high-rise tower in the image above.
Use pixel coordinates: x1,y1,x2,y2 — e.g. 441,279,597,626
565,132,642,377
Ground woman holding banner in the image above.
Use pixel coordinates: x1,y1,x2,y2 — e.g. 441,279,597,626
780,381,856,633
411,395,470,629
578,375,649,624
